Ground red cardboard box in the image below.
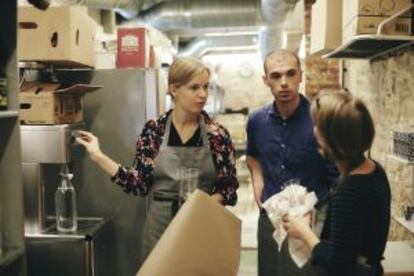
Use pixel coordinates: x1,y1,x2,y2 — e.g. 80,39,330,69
116,27,150,68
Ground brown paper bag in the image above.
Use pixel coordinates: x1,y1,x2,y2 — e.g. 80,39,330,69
137,189,242,276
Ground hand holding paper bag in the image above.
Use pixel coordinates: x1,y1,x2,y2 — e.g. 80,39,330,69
137,189,242,276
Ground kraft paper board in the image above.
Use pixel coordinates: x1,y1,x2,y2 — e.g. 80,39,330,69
137,189,242,276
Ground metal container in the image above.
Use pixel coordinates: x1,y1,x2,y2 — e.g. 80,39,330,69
20,124,84,163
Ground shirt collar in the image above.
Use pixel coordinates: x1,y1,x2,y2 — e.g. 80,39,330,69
266,94,308,120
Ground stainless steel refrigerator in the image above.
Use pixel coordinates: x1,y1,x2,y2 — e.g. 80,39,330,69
34,68,158,276
75,68,157,276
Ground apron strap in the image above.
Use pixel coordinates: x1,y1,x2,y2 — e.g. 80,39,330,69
199,115,210,149
160,115,173,150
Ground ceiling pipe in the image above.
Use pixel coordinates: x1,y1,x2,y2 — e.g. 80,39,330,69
180,35,258,58
125,0,260,31
53,0,144,19
121,0,300,57
259,0,300,59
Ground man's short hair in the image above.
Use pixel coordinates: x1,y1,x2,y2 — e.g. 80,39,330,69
263,49,301,74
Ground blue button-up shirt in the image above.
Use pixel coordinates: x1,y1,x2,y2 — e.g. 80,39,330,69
246,95,338,202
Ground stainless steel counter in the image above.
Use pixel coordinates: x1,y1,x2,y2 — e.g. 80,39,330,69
25,217,114,276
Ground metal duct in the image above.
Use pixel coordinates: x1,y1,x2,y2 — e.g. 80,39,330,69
259,26,284,59
124,0,299,57
126,0,259,31
259,0,300,59
180,35,258,58
53,0,143,19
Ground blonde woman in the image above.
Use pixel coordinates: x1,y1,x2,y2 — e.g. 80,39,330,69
282,92,391,276
76,57,239,260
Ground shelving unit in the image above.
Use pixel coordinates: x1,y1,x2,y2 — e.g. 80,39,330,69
0,0,26,275
394,217,414,234
322,35,414,59
323,4,414,60
0,111,19,119
387,155,414,235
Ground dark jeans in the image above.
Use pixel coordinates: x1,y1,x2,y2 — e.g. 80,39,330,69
258,210,316,276
258,211,280,276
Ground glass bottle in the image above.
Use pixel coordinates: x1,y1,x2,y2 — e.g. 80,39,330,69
55,169,78,233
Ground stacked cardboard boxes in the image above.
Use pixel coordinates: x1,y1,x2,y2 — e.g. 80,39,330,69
17,7,101,125
342,0,412,43
310,0,343,55
18,6,97,68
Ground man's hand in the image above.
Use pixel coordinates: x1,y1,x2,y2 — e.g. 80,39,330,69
253,183,263,207
246,156,265,208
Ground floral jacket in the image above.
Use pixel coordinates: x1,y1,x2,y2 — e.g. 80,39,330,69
112,110,239,206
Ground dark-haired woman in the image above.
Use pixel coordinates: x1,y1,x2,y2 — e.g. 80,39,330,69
282,92,391,276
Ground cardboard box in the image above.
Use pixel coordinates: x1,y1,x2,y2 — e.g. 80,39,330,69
137,190,241,276
18,6,97,68
343,15,412,43
343,0,412,28
95,52,116,69
117,27,170,69
19,82,100,124
155,69,167,115
88,9,116,34
116,27,150,68
310,0,342,55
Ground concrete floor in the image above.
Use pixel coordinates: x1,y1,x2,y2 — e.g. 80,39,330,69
227,179,259,275
238,249,258,276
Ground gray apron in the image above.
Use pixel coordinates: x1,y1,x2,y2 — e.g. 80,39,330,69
141,115,217,260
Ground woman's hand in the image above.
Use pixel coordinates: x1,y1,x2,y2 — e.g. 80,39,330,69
282,214,311,239
282,213,320,250
75,130,103,161
75,130,119,177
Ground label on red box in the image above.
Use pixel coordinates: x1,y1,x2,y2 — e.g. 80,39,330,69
116,28,148,68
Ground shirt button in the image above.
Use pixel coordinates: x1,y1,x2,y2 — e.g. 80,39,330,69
281,144,285,148
281,165,285,169
282,122,286,126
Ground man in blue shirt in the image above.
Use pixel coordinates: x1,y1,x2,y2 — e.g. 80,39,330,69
246,49,338,276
